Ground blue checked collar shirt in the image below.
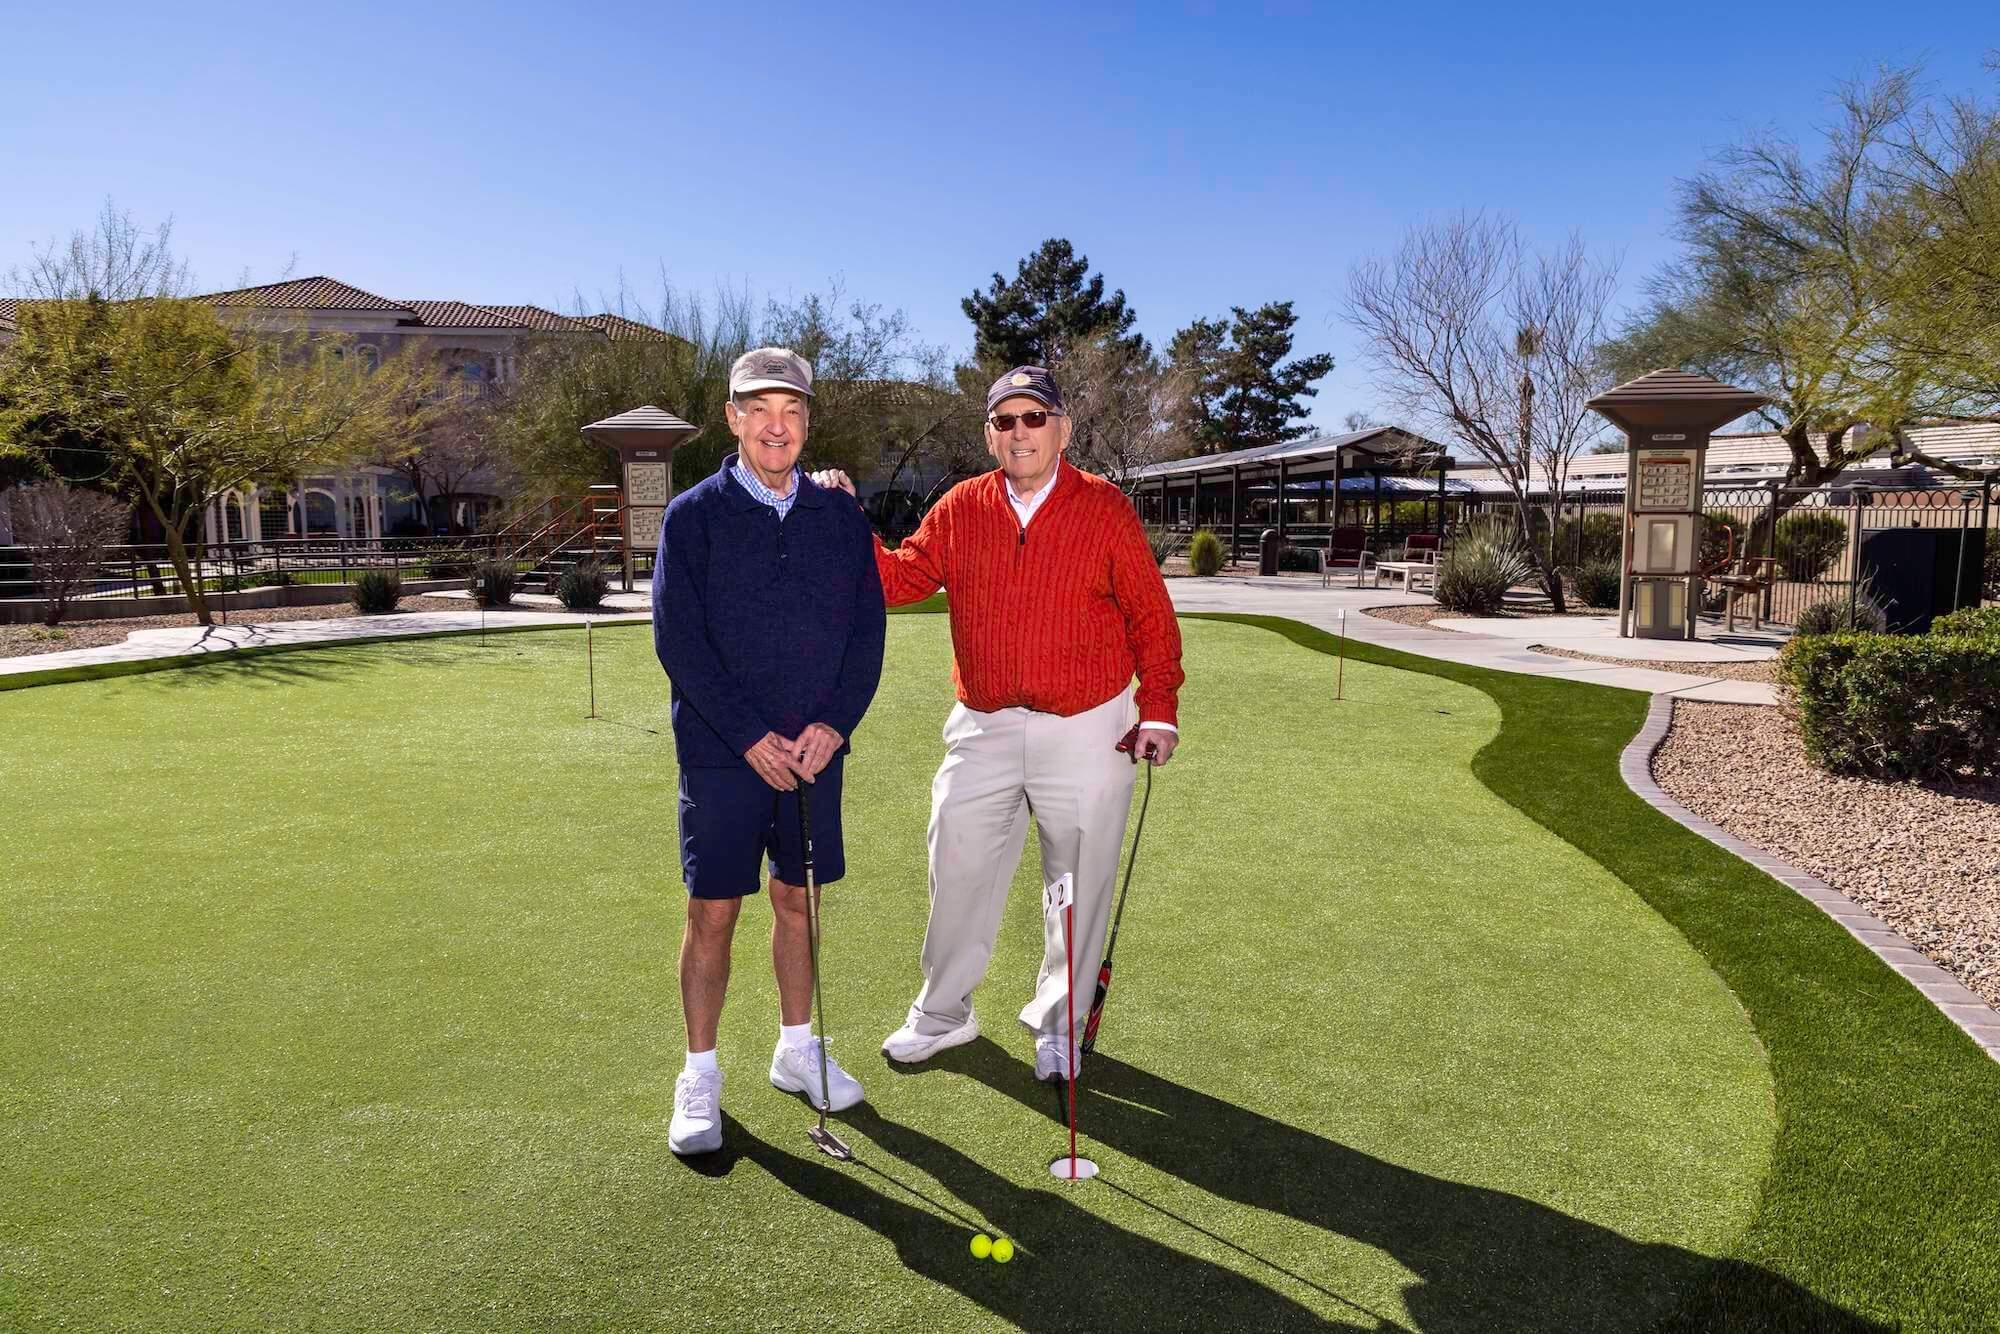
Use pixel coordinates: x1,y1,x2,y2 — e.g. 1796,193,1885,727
729,460,801,519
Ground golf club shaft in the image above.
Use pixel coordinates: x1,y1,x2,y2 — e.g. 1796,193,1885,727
800,784,833,1122
1082,761,1152,1053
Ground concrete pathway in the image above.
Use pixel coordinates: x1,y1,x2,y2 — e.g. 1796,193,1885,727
1166,576,1779,704
1433,614,1787,662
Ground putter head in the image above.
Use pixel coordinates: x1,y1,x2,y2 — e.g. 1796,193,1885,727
807,1124,854,1161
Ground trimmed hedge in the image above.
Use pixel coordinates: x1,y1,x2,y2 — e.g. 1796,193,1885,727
1782,619,2000,780
1932,605,2000,640
1773,510,1846,582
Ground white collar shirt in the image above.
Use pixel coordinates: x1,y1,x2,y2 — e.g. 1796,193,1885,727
1004,459,1062,529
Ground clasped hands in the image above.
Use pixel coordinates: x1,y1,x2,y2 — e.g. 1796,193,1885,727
744,724,843,791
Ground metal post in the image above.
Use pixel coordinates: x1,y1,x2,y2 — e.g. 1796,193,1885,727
1276,457,1288,541
1192,471,1204,534
1230,466,1242,565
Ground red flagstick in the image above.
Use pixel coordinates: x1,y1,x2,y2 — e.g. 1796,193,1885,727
1065,898,1078,1175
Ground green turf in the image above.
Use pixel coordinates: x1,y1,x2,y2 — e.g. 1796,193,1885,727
1200,614,2000,1332
0,616,1781,1331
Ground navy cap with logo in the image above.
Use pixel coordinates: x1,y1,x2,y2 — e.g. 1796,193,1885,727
985,365,1065,416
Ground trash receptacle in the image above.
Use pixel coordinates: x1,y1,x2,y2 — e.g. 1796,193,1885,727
1258,529,1281,577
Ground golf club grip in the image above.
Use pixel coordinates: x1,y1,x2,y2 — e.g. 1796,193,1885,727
1080,962,1111,1050
798,784,814,875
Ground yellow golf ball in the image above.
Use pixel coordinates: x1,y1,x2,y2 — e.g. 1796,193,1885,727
991,1237,1014,1264
969,1233,992,1259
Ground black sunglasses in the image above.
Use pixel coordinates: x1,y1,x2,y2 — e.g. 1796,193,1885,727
988,409,1065,431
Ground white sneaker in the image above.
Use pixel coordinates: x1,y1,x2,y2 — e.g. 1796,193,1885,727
881,1007,979,1064
1035,1037,1080,1083
770,1036,864,1112
669,1068,724,1156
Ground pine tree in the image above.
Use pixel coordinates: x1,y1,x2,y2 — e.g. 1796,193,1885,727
962,239,1140,368
1168,301,1333,454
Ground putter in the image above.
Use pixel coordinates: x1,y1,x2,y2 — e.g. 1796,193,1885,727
1081,728,1157,1056
799,783,853,1162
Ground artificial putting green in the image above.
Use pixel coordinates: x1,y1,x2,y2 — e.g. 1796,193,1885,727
2,616,1777,1330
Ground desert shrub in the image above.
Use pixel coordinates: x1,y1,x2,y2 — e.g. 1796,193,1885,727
1572,559,1622,609
1932,606,2000,640
556,559,608,610
1774,510,1846,582
1434,520,1531,616
1145,527,1184,567
1781,630,2000,780
1793,593,1888,637
351,569,402,614
472,559,517,608
1187,529,1225,576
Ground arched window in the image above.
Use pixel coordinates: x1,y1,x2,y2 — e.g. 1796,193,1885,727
224,496,246,543
356,344,380,374
304,491,336,536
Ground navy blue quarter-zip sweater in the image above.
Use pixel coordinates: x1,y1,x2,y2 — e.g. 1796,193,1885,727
651,455,886,769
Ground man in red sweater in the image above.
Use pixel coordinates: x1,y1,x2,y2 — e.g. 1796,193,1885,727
816,364,1183,1082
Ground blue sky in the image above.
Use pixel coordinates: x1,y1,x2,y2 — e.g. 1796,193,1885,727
3,1,1991,427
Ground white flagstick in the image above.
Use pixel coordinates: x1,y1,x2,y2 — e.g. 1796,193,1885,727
1045,873,1097,1181
586,617,598,719
1336,608,1346,701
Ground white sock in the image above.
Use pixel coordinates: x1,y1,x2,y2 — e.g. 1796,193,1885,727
684,1048,718,1075
779,1022,814,1051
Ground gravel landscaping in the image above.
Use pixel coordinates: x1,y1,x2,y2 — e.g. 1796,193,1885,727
0,597,479,658
1362,602,1618,629
1653,700,2000,1009
1529,644,1778,683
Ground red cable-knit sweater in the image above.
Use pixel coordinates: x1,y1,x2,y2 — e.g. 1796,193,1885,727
875,463,1184,726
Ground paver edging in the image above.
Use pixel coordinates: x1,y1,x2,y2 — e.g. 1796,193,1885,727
1621,693,2000,1063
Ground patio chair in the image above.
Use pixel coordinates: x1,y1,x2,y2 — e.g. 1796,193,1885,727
1322,527,1377,588
1700,528,1780,631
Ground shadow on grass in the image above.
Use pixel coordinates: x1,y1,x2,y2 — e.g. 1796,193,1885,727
726,1108,1385,1332
897,1039,1886,1334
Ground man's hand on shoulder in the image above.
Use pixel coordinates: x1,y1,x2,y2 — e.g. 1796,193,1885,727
811,469,856,497
790,723,844,780
745,732,801,791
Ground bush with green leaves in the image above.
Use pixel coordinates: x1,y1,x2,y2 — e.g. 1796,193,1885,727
1773,510,1846,582
1984,539,2000,605
1554,512,1623,567
424,546,474,580
1187,529,1225,576
1434,520,1531,616
1277,545,1321,573
556,559,608,610
1145,527,1184,568
1781,630,2000,780
1793,593,1888,637
1700,511,1742,570
472,559,517,608
1572,559,1622,609
1932,605,2000,640
351,570,403,614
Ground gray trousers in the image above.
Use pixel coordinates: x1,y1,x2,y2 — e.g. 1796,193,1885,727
909,687,1139,1042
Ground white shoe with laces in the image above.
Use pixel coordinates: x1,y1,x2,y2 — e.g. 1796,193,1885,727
1035,1036,1080,1083
669,1068,725,1156
880,1007,979,1064
770,1036,864,1112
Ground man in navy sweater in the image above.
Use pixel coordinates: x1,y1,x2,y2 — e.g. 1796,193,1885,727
651,347,886,1157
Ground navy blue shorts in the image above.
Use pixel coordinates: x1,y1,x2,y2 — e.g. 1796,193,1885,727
677,757,846,899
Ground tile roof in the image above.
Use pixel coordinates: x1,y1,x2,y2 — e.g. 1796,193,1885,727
478,304,599,334
196,276,412,313
403,300,531,330
580,312,669,342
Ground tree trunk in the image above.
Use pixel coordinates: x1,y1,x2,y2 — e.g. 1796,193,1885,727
1513,493,1568,613
160,523,212,626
